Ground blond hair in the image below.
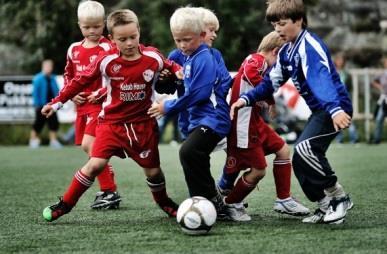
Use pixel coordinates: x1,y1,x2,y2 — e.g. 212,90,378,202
106,9,139,34
170,7,204,34
194,7,219,30
77,1,105,20
257,31,285,52
266,0,307,28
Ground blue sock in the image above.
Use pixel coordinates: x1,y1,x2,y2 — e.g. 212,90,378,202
217,167,239,190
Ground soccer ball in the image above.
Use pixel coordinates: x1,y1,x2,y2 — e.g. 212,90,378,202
176,196,217,235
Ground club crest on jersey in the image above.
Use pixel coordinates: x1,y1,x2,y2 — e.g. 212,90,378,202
112,64,122,74
184,65,191,78
226,156,237,169
142,69,154,82
89,55,97,64
73,51,80,59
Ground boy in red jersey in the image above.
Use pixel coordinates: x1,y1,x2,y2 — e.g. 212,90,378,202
41,9,181,222
64,1,120,209
219,32,309,221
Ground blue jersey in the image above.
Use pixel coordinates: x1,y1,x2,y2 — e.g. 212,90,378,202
168,47,232,138
164,44,231,137
241,29,353,117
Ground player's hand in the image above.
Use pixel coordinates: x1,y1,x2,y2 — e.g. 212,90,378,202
230,98,246,120
147,101,165,119
41,104,55,118
332,111,351,131
87,93,98,104
159,69,172,81
268,104,277,120
71,92,87,105
175,69,184,80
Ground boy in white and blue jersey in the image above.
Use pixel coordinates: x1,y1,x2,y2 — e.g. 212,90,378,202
148,7,230,215
230,0,353,224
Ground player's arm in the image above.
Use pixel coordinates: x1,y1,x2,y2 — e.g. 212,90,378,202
149,59,214,118
302,39,351,128
42,57,103,117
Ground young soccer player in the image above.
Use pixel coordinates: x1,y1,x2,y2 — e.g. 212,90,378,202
41,9,181,222
148,7,230,215
64,0,120,209
159,7,231,140
217,31,310,221
230,0,353,224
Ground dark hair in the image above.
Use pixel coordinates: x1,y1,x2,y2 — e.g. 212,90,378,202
266,0,307,28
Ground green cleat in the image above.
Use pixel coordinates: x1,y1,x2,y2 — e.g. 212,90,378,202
42,197,72,222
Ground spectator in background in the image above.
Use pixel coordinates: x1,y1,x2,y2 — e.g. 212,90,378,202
334,53,358,144
370,56,387,144
29,59,62,149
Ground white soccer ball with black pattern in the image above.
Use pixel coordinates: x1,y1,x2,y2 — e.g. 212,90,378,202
176,196,217,235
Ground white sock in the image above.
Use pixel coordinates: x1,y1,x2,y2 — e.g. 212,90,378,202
324,182,346,199
317,196,331,212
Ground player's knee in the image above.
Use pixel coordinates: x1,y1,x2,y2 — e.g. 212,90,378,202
276,143,290,159
247,168,266,182
83,159,106,177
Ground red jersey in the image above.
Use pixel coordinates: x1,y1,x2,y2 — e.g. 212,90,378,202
229,53,274,149
53,44,181,124
64,37,113,115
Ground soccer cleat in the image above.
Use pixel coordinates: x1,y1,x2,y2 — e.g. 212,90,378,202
274,197,310,216
43,197,72,222
224,201,252,222
302,208,326,224
323,194,353,223
158,198,179,217
90,191,122,209
216,184,248,208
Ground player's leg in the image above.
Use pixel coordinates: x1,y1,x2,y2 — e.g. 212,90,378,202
82,112,120,209
292,111,352,224
272,144,309,216
179,126,224,214
126,119,178,217
42,157,108,222
143,167,179,217
223,168,265,222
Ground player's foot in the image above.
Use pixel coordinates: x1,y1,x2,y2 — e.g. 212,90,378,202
90,191,121,209
42,197,72,222
323,194,353,223
302,208,326,224
224,200,251,222
274,197,310,216
216,184,248,208
158,198,179,217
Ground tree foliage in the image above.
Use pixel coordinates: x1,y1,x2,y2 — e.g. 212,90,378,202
0,0,319,74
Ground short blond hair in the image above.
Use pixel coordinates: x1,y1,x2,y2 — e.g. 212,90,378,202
194,7,219,30
257,31,285,52
170,7,204,34
106,9,139,34
77,0,105,20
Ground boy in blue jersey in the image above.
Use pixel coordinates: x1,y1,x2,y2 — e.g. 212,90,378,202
230,0,353,224
148,7,230,216
160,7,232,140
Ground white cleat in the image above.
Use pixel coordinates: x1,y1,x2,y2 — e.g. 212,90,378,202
225,201,252,222
302,209,325,224
323,194,353,223
274,197,310,216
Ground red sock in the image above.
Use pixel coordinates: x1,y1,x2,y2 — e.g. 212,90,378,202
146,179,169,204
273,159,291,199
97,164,117,192
225,175,257,204
63,170,94,206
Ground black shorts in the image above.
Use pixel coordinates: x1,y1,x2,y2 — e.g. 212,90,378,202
32,107,59,133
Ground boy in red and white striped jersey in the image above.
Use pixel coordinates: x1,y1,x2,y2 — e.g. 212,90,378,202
219,32,309,221
64,0,120,209
41,9,181,222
